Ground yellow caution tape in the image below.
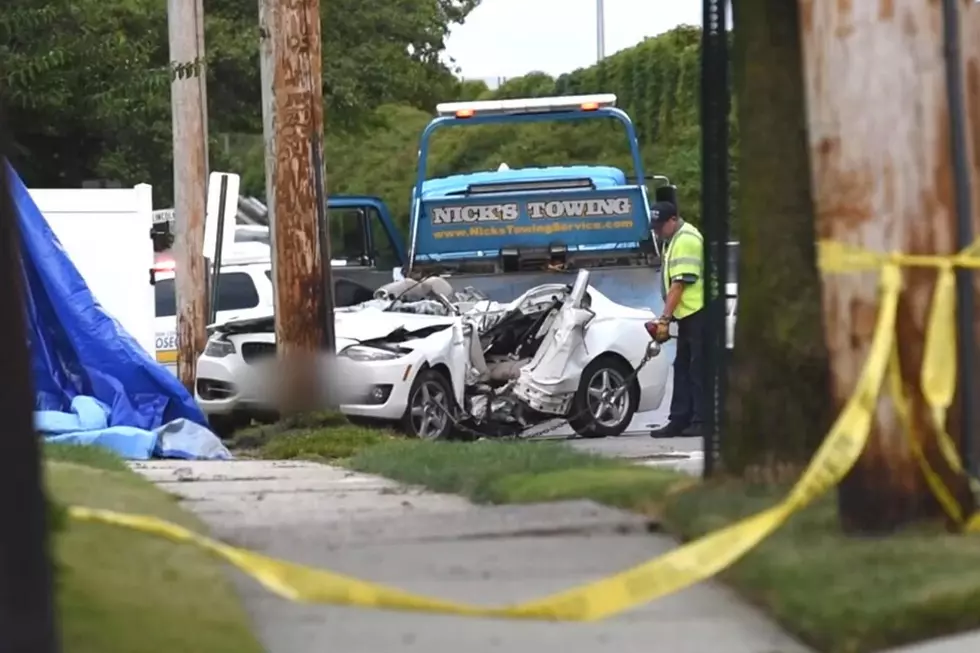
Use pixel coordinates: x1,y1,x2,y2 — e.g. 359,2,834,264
66,261,902,621
62,238,980,619
819,238,980,533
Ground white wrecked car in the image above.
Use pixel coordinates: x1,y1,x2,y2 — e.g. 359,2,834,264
195,269,669,440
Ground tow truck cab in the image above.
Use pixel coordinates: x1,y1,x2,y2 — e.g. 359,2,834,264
319,195,407,288
406,94,677,309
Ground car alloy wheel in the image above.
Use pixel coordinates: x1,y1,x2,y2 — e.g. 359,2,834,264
408,377,451,440
585,367,631,429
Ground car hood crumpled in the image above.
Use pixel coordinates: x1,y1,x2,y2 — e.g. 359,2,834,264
334,307,458,344
212,305,458,339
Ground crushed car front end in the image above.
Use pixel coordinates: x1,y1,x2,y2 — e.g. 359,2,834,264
195,315,279,433
329,312,466,423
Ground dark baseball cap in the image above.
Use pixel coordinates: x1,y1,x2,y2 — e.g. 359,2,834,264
649,201,677,224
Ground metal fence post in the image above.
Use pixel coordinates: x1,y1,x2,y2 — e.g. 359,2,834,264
700,0,731,479
939,0,977,476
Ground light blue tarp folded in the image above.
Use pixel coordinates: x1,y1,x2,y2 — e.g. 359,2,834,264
154,418,232,460
36,396,231,460
10,161,208,432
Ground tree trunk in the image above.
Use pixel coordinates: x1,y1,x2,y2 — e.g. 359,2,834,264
799,0,978,533
725,0,831,476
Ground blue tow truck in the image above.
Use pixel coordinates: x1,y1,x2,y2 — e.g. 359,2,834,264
158,95,676,315
402,93,677,310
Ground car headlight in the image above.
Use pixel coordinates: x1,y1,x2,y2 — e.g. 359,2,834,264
204,337,236,358
339,345,402,362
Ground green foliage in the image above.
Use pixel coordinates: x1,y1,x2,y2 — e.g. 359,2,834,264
456,79,490,100
1,0,482,206
1,0,172,201
247,25,732,231
5,8,725,236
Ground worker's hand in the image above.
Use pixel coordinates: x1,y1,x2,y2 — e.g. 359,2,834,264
652,318,671,343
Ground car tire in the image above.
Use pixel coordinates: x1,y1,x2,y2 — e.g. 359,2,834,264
400,368,455,440
568,355,638,439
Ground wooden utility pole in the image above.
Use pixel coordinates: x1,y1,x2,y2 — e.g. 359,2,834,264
259,0,326,413
798,0,979,533
0,144,59,651
168,0,209,390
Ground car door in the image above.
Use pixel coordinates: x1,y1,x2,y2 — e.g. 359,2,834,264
212,270,264,325
153,272,179,373
329,205,402,288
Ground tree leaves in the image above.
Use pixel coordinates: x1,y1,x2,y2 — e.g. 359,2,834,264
311,27,718,230
1,0,482,205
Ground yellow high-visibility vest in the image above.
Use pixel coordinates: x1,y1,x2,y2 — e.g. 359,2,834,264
661,221,705,319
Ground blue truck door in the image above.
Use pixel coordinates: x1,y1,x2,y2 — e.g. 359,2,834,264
326,196,406,287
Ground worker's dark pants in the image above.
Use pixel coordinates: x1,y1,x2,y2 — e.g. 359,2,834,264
669,308,705,429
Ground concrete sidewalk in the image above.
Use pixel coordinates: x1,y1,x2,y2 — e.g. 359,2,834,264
132,459,812,653
882,631,980,653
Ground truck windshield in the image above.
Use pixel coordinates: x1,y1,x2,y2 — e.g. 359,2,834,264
422,119,632,180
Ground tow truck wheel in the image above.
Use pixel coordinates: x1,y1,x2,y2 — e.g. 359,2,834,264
569,356,637,439
401,369,455,441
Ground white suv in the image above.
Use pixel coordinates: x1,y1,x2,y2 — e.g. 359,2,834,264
153,261,275,375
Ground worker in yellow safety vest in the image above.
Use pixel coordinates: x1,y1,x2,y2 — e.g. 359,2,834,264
647,201,705,439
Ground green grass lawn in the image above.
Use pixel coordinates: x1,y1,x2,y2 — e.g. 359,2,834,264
349,439,685,511
45,444,262,653
238,419,980,653
227,410,397,460
664,480,980,653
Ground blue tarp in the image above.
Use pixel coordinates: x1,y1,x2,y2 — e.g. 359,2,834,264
36,397,231,460
9,161,225,459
